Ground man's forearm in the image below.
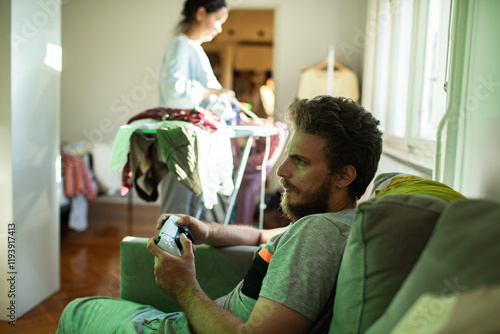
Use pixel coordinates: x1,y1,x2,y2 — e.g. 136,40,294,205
205,223,261,247
205,223,285,247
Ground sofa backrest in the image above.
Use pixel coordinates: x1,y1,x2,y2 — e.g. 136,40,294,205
330,193,448,333
366,198,500,333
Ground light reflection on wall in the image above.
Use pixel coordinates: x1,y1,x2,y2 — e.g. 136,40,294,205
44,43,62,72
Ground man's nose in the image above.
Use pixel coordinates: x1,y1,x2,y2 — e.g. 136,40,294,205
276,158,290,178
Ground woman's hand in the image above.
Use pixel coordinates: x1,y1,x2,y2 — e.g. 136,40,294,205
219,89,235,99
203,87,235,100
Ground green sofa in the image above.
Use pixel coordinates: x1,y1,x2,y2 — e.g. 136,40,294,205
120,177,500,333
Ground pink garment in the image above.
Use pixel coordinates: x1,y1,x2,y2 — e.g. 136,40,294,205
236,169,271,225
61,152,97,201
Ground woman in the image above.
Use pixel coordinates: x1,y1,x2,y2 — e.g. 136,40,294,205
157,0,233,217
158,0,233,110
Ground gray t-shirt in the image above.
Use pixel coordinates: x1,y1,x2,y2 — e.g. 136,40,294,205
216,209,354,333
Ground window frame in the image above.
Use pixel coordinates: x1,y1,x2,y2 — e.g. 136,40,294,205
363,0,452,174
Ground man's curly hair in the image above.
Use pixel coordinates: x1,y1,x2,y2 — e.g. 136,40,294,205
286,95,383,200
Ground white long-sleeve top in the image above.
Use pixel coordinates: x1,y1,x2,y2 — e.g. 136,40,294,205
158,34,222,109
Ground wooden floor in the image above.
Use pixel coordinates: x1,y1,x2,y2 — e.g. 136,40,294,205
0,201,159,334
0,199,288,333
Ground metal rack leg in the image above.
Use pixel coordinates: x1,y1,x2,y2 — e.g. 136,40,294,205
258,135,271,229
224,135,254,225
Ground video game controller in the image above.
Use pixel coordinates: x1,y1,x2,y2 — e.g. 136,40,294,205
154,215,194,256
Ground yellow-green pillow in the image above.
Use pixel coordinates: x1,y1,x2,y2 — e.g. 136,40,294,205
375,175,466,202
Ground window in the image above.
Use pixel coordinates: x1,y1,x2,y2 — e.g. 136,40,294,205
363,0,452,172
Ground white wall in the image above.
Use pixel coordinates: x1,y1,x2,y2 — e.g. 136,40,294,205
1,0,61,321
61,0,179,145
61,0,368,145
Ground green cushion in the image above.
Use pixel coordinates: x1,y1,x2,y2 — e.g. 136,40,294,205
366,199,500,333
330,194,448,334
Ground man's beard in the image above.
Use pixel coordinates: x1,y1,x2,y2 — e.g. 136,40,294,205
280,176,334,222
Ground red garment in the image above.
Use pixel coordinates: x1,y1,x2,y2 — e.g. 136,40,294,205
61,152,97,201
127,107,221,133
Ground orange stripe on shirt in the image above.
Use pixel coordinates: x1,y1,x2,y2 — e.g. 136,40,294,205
258,247,273,263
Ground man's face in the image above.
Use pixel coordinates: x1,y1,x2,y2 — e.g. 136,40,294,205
277,131,336,222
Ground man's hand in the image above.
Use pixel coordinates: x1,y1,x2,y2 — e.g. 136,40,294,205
147,234,198,299
156,214,210,245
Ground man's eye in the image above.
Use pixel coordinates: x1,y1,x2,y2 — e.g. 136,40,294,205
295,158,304,165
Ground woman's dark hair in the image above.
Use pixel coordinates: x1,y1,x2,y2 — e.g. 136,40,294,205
286,95,383,200
178,0,227,31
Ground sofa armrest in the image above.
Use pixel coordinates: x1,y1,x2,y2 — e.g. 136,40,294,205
120,236,257,313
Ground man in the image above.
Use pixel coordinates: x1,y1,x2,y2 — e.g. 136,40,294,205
57,95,383,333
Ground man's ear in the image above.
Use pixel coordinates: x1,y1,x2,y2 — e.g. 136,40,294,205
336,165,357,188
196,6,207,21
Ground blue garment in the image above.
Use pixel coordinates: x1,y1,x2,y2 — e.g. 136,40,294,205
158,34,221,110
